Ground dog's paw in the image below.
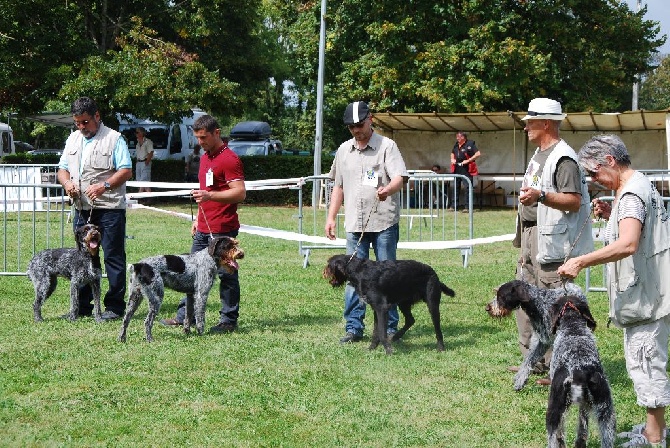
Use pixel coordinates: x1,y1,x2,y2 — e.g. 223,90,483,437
513,373,529,391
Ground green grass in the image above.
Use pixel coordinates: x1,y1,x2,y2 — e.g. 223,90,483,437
0,204,639,447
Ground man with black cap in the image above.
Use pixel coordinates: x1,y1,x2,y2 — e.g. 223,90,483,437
325,101,409,344
510,97,593,385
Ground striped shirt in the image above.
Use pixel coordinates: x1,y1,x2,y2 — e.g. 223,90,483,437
604,193,646,243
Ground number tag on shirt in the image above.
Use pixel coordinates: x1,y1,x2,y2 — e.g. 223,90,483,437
362,168,379,188
206,168,214,187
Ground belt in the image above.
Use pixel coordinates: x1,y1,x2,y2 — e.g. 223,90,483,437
522,220,536,228
137,159,146,162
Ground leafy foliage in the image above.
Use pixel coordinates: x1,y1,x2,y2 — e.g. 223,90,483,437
640,55,670,110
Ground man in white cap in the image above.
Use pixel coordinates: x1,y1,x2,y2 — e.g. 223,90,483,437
325,101,409,344
510,98,593,385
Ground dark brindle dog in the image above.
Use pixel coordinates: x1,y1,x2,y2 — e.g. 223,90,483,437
485,279,585,390
28,223,103,322
546,295,615,448
118,236,244,342
323,254,455,354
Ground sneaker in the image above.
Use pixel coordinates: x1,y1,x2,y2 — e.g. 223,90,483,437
620,431,666,448
209,322,238,334
339,332,363,344
100,310,122,321
619,424,668,441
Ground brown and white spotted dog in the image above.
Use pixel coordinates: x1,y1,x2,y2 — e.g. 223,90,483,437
28,223,103,322
119,236,244,342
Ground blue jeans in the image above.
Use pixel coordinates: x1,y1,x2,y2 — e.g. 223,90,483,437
175,230,240,325
73,208,127,315
344,223,400,336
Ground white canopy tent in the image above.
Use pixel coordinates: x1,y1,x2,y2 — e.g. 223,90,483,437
372,110,670,175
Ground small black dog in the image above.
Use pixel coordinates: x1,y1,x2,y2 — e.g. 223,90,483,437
323,254,455,354
119,236,244,342
546,295,615,448
28,223,103,322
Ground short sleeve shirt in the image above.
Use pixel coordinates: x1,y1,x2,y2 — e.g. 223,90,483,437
197,144,245,234
329,132,408,233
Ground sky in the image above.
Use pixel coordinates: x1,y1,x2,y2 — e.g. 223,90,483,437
624,0,670,55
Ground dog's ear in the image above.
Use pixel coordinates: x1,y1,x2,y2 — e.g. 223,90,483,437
573,296,597,331
208,237,232,258
549,297,564,334
513,280,532,303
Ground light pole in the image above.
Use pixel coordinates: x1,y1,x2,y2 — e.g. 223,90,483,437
312,0,327,207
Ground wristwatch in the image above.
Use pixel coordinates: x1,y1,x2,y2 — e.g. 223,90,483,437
538,190,546,203
103,181,111,191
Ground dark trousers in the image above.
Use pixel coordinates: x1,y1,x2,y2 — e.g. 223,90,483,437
74,208,127,315
175,230,240,324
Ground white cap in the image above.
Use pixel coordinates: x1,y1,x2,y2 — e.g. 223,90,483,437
521,98,566,121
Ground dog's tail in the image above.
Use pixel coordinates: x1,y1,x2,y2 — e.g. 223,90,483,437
570,370,589,404
440,283,455,297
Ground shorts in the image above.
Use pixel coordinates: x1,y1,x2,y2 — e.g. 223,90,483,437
623,314,670,408
136,162,151,182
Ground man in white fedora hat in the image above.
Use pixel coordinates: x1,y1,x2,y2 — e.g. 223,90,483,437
509,98,594,386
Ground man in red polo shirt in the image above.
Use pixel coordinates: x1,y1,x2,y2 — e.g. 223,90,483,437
161,114,246,333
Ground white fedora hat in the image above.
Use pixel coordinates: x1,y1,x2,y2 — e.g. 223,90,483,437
521,98,566,121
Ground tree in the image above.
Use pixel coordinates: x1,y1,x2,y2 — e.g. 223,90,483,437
640,55,670,110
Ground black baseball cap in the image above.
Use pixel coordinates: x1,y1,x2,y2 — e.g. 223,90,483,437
343,101,370,125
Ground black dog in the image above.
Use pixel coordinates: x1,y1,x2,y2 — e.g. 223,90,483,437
119,236,244,342
28,223,103,322
323,254,455,354
546,295,615,448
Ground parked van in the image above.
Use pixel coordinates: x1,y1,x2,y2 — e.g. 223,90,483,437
228,121,283,156
0,122,15,157
118,108,207,160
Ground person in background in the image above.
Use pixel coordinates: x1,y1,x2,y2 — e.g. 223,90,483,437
57,96,133,321
185,144,202,183
161,115,246,334
558,135,670,448
135,127,154,195
450,131,481,211
511,97,593,386
325,100,409,344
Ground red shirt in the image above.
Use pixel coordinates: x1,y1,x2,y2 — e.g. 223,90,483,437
197,144,245,233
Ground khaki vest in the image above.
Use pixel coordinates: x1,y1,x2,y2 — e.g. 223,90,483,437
535,140,594,263
63,123,126,210
607,171,670,327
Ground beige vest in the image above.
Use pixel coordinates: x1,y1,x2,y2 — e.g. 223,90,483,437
607,171,670,327
63,123,126,210
535,140,594,263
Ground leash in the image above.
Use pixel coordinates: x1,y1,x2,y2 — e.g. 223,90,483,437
348,197,380,264
560,204,595,293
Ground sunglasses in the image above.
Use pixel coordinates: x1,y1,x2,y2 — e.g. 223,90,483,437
347,121,366,130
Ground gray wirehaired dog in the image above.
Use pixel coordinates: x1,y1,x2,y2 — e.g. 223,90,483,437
28,223,103,322
485,279,585,390
118,236,244,342
546,294,615,448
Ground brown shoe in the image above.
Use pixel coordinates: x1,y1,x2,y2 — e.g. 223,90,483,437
507,366,520,373
160,317,182,327
536,377,551,386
